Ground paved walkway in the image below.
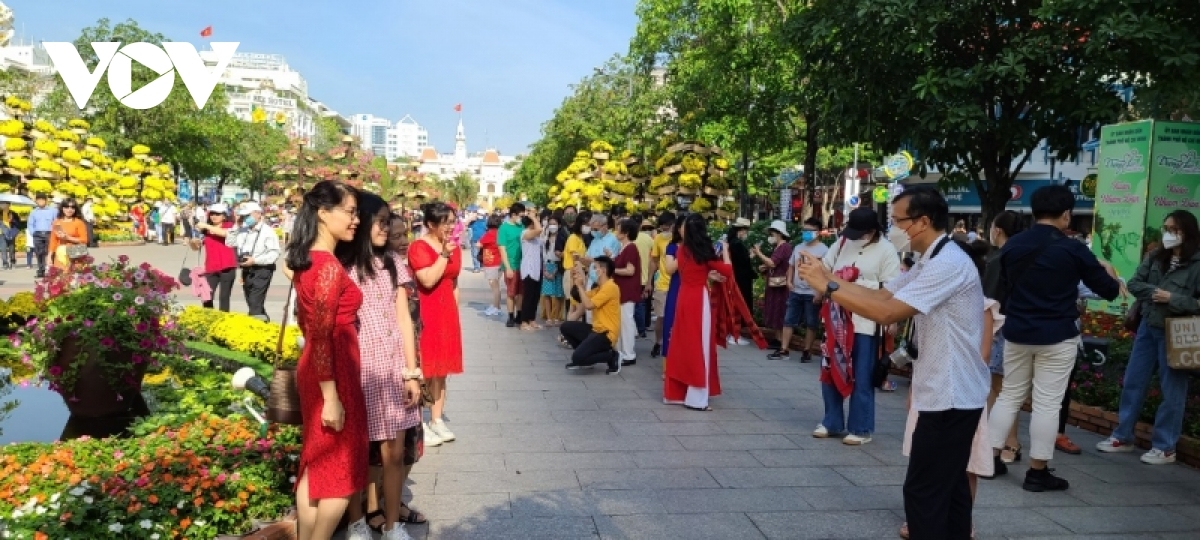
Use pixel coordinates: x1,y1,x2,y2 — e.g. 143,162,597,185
7,244,1200,539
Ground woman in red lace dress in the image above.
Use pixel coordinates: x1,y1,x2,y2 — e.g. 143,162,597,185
408,202,463,445
285,180,368,540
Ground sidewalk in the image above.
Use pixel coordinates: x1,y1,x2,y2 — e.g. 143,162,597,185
9,245,1199,539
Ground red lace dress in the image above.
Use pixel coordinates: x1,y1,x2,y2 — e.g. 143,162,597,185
408,239,463,377
294,251,367,499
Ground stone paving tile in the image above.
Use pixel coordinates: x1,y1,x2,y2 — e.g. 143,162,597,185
746,509,901,539
708,467,851,488
426,515,599,539
832,466,910,486
972,507,1072,536
1035,506,1200,534
653,487,813,513
629,450,766,469
505,452,635,471
674,434,799,451
577,468,720,490
794,485,906,511
502,422,619,440
597,512,766,540
751,448,887,468
508,490,670,517
433,469,582,495
562,435,686,452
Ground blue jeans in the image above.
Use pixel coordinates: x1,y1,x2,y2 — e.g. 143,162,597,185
1112,319,1190,451
634,300,647,336
821,333,878,436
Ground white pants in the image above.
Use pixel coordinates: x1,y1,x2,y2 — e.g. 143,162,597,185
988,337,1079,461
684,287,714,409
618,301,637,361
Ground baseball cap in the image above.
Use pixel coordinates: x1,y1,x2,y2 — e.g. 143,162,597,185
841,207,880,240
237,202,263,216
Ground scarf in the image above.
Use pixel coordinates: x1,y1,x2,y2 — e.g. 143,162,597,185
711,278,768,350
819,298,856,398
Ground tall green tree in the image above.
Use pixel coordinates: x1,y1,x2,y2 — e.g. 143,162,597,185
442,172,480,208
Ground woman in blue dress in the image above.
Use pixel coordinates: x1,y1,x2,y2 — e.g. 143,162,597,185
661,219,685,357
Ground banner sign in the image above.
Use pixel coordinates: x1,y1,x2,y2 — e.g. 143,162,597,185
1146,122,1200,243
1092,120,1152,284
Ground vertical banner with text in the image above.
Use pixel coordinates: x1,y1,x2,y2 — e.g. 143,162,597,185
1146,121,1200,245
1092,120,1153,283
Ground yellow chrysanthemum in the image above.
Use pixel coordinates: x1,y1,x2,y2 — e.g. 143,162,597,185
131,144,151,155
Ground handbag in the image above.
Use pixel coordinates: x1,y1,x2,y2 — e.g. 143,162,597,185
1123,298,1143,333
1165,316,1200,370
265,280,303,425
178,243,200,286
767,275,788,288
65,244,88,259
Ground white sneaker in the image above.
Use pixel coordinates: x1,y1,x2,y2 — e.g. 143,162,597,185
812,424,830,438
430,419,456,442
726,336,738,346
736,338,751,346
382,523,414,540
423,423,444,447
346,518,372,540
1096,436,1135,453
485,306,501,316
1140,448,1176,465
842,434,872,445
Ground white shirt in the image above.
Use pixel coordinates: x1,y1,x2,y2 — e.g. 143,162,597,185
225,223,281,266
790,241,829,295
160,204,177,224
80,201,95,222
823,236,901,335
887,235,990,411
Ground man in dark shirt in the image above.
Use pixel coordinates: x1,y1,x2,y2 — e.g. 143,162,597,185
988,185,1121,493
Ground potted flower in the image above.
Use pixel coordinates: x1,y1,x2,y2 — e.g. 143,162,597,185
10,255,186,417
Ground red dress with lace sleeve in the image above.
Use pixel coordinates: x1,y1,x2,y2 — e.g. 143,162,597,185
294,251,367,499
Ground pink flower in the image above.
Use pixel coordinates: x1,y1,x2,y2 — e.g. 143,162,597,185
118,255,130,263
135,322,149,333
48,366,62,376
134,296,145,305
112,292,123,302
83,319,94,327
100,337,116,348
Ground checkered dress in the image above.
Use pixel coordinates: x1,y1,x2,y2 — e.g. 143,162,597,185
351,254,422,441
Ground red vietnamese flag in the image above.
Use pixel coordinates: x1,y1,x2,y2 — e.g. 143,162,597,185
454,103,462,113
200,26,213,38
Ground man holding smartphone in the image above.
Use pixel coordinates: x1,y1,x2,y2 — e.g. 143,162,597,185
226,202,280,321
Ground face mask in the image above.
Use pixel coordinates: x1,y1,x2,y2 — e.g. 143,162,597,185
801,231,817,243
243,216,256,228
582,225,592,235
592,230,602,238
766,236,779,245
1163,231,1182,249
548,225,559,234
887,226,911,252
564,213,576,224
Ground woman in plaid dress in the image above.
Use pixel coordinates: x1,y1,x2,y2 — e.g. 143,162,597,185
337,192,423,540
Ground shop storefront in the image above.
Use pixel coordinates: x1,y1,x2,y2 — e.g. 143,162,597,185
912,178,1095,233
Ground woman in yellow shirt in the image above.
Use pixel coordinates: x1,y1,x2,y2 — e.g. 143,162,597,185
49,199,89,270
561,210,591,322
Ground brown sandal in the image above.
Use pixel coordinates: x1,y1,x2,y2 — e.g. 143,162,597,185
1000,444,1022,464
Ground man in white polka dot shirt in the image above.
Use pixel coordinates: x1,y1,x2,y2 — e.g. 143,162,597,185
799,185,988,540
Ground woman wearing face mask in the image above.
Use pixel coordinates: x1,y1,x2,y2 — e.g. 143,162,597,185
518,211,545,331
563,211,593,323
410,203,463,446
752,221,793,352
773,218,829,362
979,210,1026,464
815,207,900,445
1097,210,1200,465
541,215,566,326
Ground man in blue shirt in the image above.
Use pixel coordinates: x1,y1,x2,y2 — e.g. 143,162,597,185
27,193,57,278
580,213,620,290
987,185,1121,493
468,211,487,272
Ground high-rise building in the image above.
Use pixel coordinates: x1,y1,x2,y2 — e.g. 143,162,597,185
350,114,429,161
352,114,390,157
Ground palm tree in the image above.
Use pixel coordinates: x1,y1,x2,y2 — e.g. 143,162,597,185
442,172,480,208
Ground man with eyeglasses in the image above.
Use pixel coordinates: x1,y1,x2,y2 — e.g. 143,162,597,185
799,185,988,539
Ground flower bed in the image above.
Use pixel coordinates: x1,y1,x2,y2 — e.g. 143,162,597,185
0,414,300,539
177,307,300,365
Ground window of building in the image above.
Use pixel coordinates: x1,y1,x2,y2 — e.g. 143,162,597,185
487,183,496,194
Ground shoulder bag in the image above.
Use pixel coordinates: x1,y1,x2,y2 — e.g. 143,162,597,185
178,243,201,286
265,278,303,425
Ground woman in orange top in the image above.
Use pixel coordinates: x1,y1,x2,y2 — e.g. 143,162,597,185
49,199,88,270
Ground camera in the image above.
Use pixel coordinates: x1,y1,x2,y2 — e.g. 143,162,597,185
890,339,919,368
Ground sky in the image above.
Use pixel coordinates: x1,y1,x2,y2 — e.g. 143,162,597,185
6,0,640,156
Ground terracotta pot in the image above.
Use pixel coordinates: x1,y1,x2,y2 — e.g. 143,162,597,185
53,336,146,418
266,367,303,425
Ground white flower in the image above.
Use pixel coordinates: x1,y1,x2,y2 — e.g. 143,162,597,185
151,535,160,540
108,523,123,533
139,520,153,529
68,487,86,497
83,496,93,504
50,493,60,503
176,500,185,509
34,506,46,515
11,509,22,519
289,475,296,484
194,520,206,527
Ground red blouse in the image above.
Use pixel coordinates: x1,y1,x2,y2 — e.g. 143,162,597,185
203,221,237,273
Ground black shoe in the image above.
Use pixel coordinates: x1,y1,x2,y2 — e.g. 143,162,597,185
981,456,1007,480
767,349,790,360
800,352,812,363
606,352,621,375
621,358,637,367
1022,467,1069,492
506,315,516,328
650,343,661,358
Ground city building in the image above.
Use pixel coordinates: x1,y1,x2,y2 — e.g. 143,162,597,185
206,51,342,142
350,113,429,161
416,118,516,209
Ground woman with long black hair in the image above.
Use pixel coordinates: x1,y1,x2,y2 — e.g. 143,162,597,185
664,213,735,411
409,202,464,445
335,192,424,539
285,180,368,540
518,211,544,330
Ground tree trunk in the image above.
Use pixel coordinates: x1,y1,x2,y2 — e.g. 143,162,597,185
979,171,1015,234
803,115,820,224
216,170,228,198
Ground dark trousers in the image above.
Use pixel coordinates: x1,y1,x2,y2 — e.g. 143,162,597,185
204,268,236,312
561,321,615,366
242,265,275,320
32,232,49,276
635,298,648,336
736,275,754,312
85,220,97,247
904,408,982,540
520,276,541,323
161,222,175,245
182,220,193,240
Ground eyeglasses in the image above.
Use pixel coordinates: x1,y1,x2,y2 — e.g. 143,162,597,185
890,215,918,226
